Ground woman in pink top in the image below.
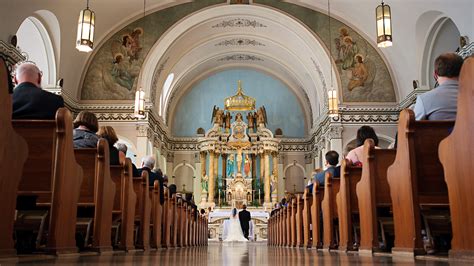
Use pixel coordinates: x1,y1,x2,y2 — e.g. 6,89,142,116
346,126,379,166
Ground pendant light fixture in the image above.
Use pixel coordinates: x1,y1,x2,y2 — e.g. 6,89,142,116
327,0,338,117
376,1,392,48
76,0,95,52
134,0,147,119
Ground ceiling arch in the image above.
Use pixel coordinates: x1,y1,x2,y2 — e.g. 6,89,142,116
139,4,337,133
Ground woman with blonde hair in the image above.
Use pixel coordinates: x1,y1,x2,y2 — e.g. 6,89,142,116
97,126,125,165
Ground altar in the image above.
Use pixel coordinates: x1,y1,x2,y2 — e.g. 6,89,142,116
198,81,280,210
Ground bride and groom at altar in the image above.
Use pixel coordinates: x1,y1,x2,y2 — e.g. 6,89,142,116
222,205,252,242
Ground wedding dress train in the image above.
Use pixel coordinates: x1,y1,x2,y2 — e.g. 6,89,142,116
223,215,248,242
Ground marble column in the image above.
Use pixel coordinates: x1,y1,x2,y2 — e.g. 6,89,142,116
208,151,215,204
200,152,207,204
272,152,278,204
264,152,271,204
214,152,219,204
259,153,265,204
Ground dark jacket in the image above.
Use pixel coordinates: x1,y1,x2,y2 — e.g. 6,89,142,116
12,82,64,119
238,209,251,230
138,167,164,204
109,145,121,165
73,129,99,148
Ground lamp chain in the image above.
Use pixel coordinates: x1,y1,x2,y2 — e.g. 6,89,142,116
328,0,333,89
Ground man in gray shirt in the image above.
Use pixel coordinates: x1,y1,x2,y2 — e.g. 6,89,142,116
414,53,464,120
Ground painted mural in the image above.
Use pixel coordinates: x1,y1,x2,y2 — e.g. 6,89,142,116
81,0,395,103
81,0,224,100
256,0,396,102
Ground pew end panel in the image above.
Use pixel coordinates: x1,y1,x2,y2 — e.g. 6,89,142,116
439,57,474,261
337,159,362,252
322,172,340,250
0,57,29,257
387,109,453,256
357,139,396,254
13,108,83,255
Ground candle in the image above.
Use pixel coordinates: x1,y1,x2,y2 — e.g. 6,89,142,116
218,189,221,205
258,189,261,204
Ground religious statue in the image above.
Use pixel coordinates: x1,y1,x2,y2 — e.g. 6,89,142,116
224,112,232,131
236,150,243,175
247,112,256,131
270,170,278,193
244,154,251,177
226,154,235,177
256,106,267,126
201,170,208,192
235,112,243,122
211,105,224,127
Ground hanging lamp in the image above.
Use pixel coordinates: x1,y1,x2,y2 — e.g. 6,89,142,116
76,0,95,52
134,0,147,119
327,0,338,117
376,1,393,48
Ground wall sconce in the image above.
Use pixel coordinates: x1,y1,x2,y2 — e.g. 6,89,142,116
76,0,95,52
376,1,393,48
328,89,338,117
134,88,146,119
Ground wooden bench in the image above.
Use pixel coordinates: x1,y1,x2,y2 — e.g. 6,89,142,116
162,188,171,248
322,172,340,250
110,159,137,251
302,188,312,248
336,159,362,252
356,139,396,254
74,138,115,252
295,194,304,247
387,109,453,256
310,181,323,249
151,180,162,249
133,171,151,250
439,57,474,261
0,57,29,257
13,108,83,255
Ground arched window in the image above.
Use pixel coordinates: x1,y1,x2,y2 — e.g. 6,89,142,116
159,73,174,116
16,16,57,88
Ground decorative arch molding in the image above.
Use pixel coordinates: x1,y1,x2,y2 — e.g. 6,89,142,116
172,162,197,178
417,12,461,88
283,161,306,178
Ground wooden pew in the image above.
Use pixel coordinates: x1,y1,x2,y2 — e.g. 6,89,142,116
439,57,474,261
295,194,304,247
13,108,83,255
176,197,184,247
74,138,115,252
290,197,297,247
387,109,453,256
170,194,177,247
162,188,171,248
310,181,323,249
133,171,151,250
356,139,396,254
322,172,340,250
302,188,312,248
0,57,29,257
110,159,137,251
151,180,162,249
336,159,362,252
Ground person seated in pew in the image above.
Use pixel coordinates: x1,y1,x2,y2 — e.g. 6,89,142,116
346,126,380,166
97,126,125,165
73,111,99,148
137,156,164,204
414,53,464,120
314,150,340,186
168,184,177,197
163,175,169,188
12,62,64,119
116,142,140,176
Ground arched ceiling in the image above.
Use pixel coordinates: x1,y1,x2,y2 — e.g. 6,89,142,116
141,4,336,132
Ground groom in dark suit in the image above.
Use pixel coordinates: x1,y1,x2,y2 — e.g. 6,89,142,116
239,204,251,240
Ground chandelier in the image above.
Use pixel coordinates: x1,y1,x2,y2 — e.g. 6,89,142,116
76,0,95,52
224,80,256,111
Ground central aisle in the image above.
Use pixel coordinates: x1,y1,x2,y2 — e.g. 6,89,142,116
10,242,449,265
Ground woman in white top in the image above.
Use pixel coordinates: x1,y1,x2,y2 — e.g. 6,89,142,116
346,125,380,166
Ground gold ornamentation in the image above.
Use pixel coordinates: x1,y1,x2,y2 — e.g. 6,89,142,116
224,80,256,111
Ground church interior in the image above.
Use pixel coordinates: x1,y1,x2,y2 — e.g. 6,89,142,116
1,0,473,264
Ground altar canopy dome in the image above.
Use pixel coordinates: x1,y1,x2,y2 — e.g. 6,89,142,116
224,81,256,112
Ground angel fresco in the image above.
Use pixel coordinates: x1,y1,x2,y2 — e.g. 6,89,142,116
348,54,369,91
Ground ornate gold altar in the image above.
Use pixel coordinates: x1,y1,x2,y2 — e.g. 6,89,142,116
198,81,280,210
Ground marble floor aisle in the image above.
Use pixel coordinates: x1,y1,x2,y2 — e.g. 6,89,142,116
3,242,469,265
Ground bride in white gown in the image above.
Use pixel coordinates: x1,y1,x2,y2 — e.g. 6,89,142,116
223,208,248,242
